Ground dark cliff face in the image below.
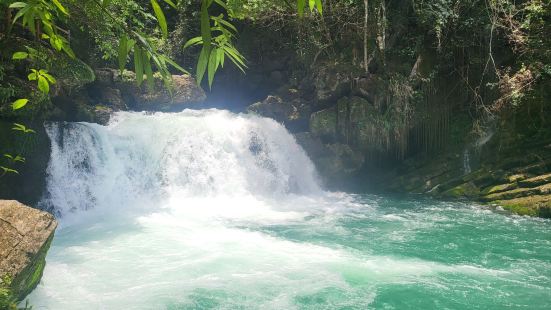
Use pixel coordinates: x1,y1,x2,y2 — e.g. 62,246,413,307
0,121,51,207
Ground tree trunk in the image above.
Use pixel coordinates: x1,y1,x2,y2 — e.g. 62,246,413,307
363,0,369,73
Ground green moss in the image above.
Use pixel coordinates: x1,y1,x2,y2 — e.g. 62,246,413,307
441,182,480,198
498,202,538,217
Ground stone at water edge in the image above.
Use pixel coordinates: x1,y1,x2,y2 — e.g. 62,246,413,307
0,200,57,301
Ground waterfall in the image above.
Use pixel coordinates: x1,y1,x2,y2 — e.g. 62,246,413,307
463,148,471,175
40,110,321,218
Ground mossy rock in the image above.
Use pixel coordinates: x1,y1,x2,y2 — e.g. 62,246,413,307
519,173,551,188
440,182,480,198
494,194,551,218
481,183,518,195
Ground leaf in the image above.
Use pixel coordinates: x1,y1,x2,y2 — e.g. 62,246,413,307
151,0,168,38
309,0,315,11
118,35,128,73
161,55,188,74
196,46,211,85
52,0,68,15
38,75,50,94
297,0,305,17
183,36,203,49
43,73,56,84
12,99,28,110
12,123,35,133
207,47,219,88
134,47,144,86
1,166,19,175
217,48,224,67
143,52,154,91
103,0,113,7
12,52,28,60
315,0,323,14
162,0,177,8
8,2,27,9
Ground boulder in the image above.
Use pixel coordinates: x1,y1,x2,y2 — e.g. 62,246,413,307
248,91,311,132
92,69,206,111
115,71,206,111
295,132,364,187
0,200,57,300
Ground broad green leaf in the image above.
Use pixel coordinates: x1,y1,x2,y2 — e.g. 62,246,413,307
12,52,28,60
37,76,50,94
28,71,37,81
12,99,28,110
151,0,168,38
118,35,128,73
196,46,210,85
43,73,56,84
134,47,144,86
309,0,315,11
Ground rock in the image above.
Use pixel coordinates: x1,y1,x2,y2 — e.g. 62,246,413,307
313,65,352,103
494,195,551,218
295,132,364,186
116,71,206,111
91,69,206,111
248,92,311,132
440,182,480,199
519,173,551,187
0,200,57,300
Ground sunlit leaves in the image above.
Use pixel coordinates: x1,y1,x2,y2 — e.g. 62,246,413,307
28,69,56,94
297,0,322,17
12,52,28,60
1,166,19,175
12,123,35,134
11,99,29,110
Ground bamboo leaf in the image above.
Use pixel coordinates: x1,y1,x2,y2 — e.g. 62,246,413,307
134,47,144,86
196,46,210,85
315,0,323,14
52,0,68,15
297,0,305,17
207,47,219,88
144,52,154,91
151,0,168,38
183,37,203,49
162,0,177,8
309,0,315,11
118,35,128,73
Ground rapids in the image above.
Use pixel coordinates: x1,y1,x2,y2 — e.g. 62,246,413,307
26,110,551,309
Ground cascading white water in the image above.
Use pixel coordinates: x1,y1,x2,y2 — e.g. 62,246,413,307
40,110,321,219
27,109,551,309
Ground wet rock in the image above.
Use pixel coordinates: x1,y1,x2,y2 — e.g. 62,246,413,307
248,92,311,132
0,200,57,300
295,132,364,186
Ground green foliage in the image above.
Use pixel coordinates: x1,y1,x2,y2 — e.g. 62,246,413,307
0,276,32,309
